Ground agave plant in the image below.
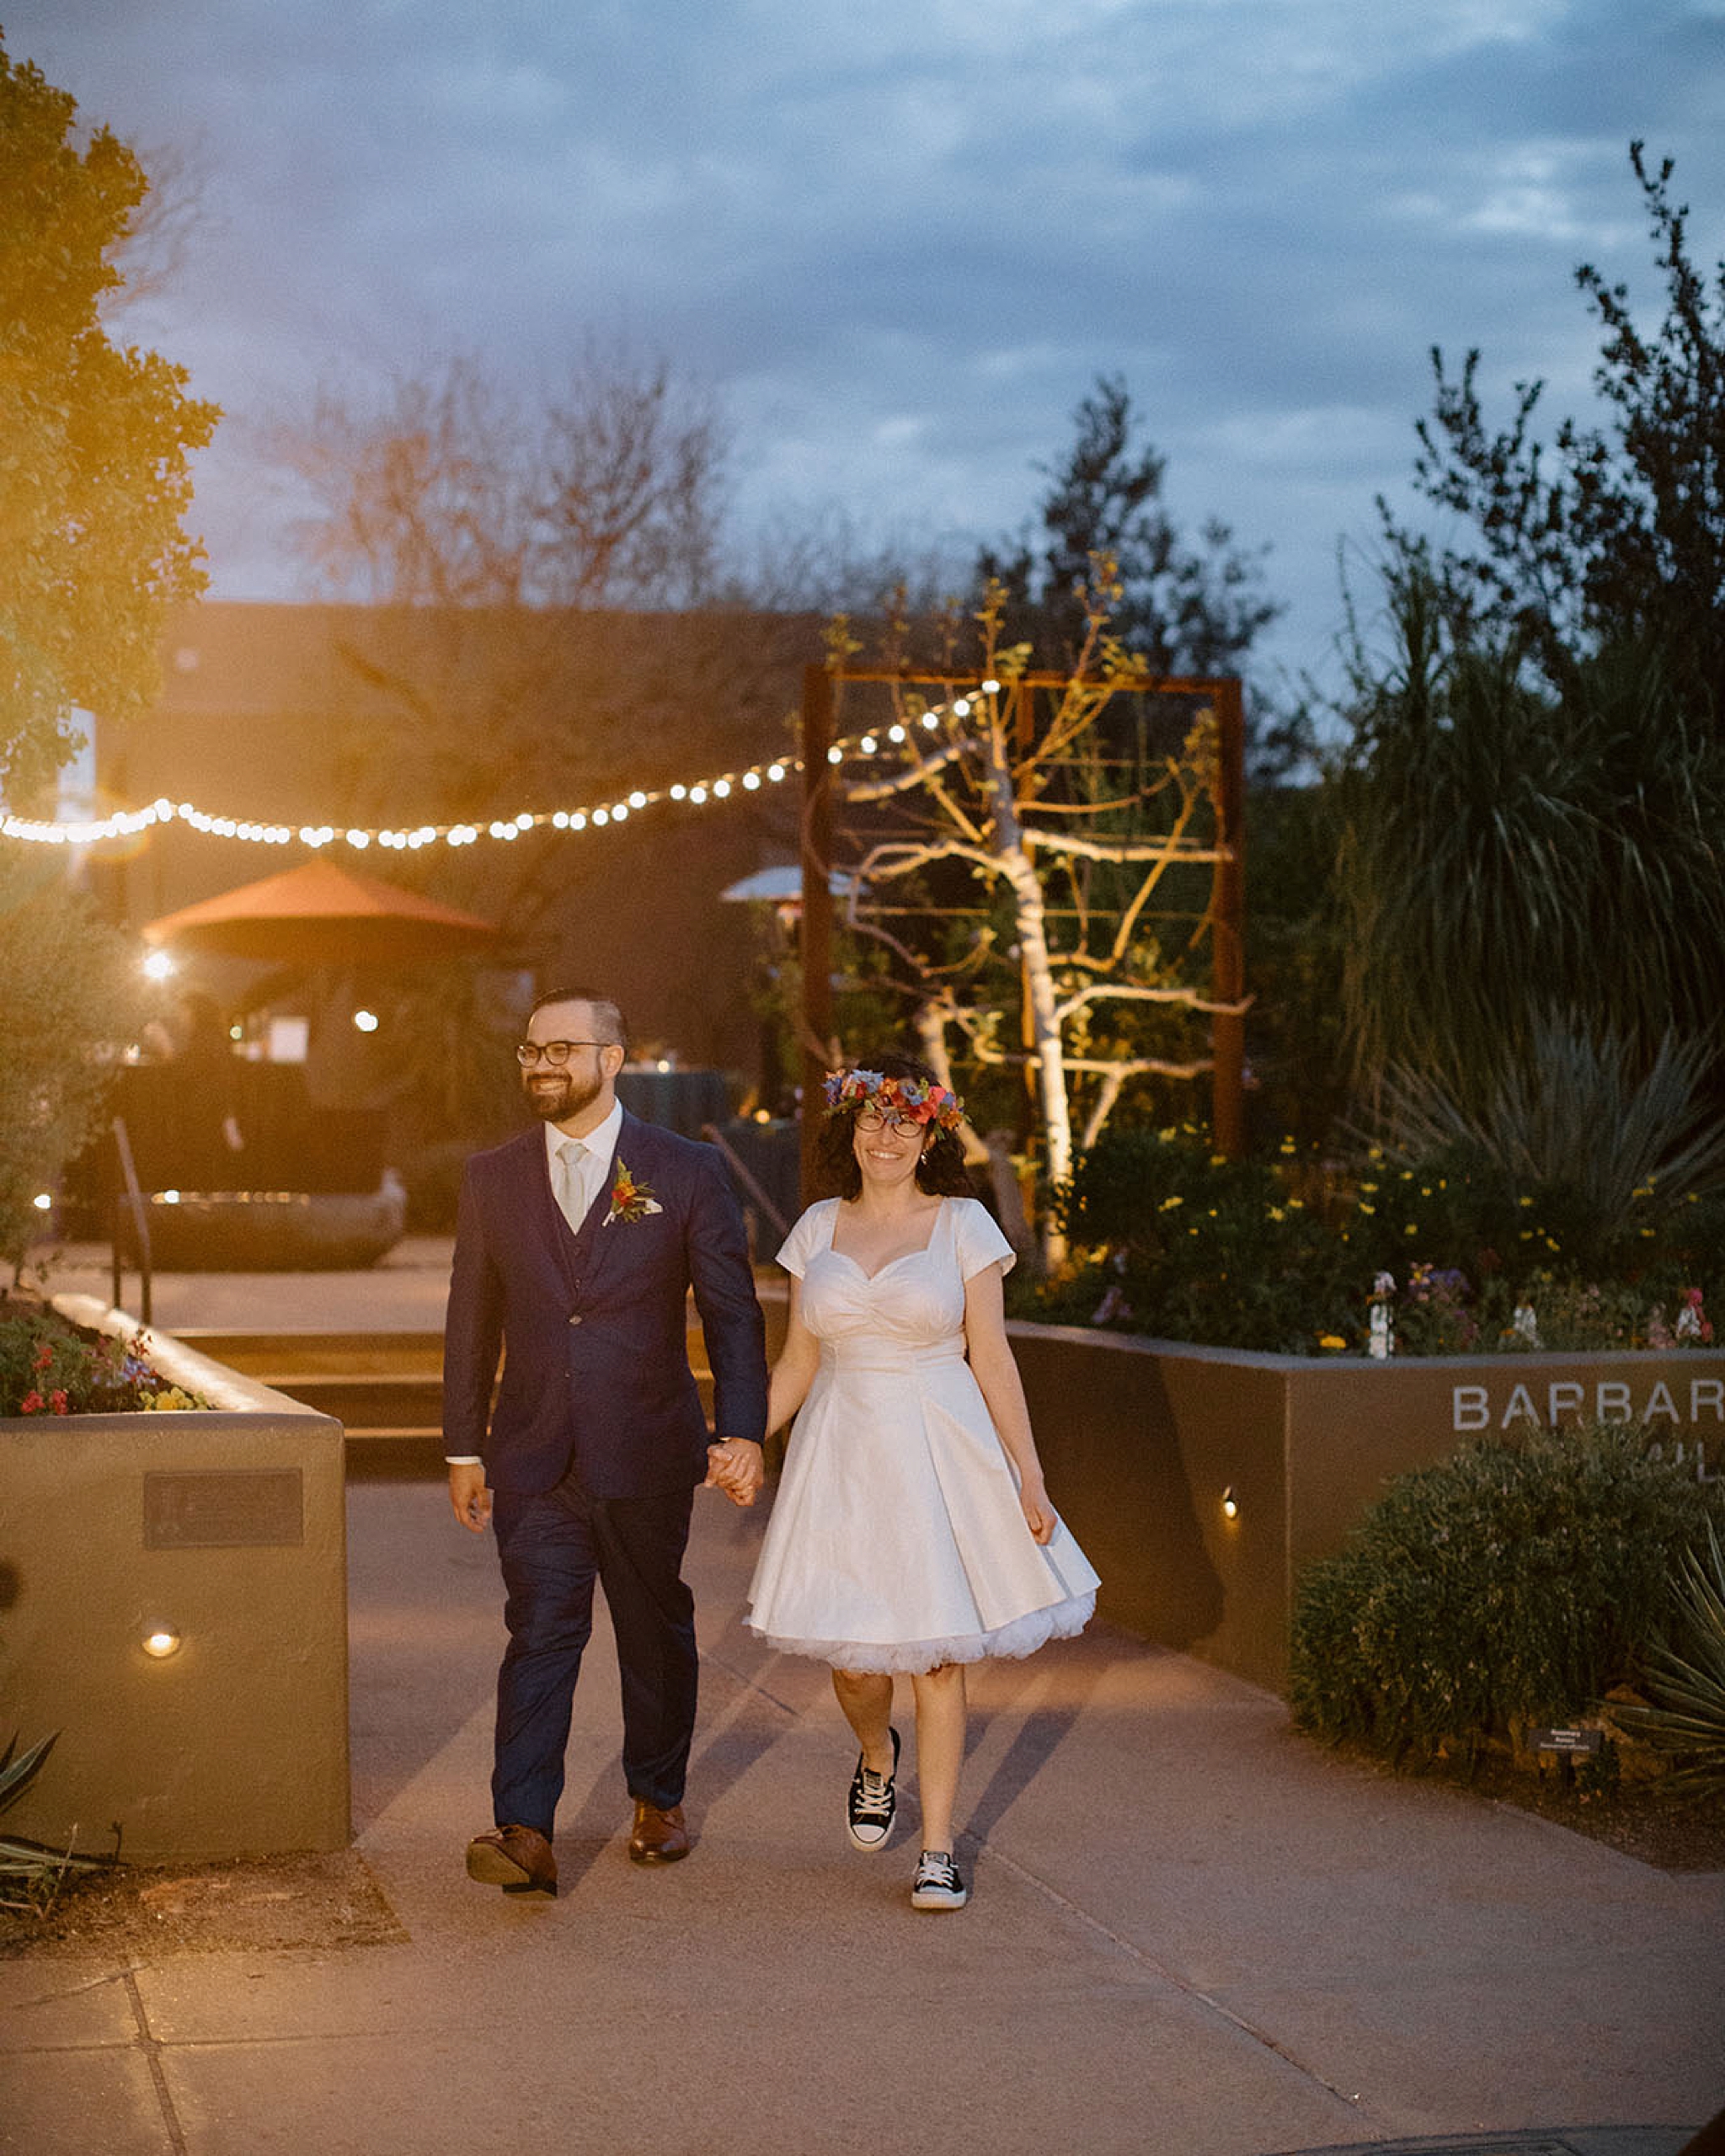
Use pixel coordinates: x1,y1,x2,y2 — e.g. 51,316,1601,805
1371,1012,1725,1234
0,1731,103,1914
1615,1519,1725,1802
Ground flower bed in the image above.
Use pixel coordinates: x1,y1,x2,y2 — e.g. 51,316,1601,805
1,1296,349,1863
1025,1124,1722,1358
0,1297,211,1416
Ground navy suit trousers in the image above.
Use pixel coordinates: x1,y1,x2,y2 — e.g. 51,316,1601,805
490,1465,697,1834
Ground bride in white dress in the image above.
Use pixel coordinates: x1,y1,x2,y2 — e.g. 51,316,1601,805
744,1055,1097,1911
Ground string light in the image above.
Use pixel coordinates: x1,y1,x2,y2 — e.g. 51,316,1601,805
0,690,1001,852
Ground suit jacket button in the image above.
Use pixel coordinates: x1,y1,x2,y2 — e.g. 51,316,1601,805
568,1313,583,1326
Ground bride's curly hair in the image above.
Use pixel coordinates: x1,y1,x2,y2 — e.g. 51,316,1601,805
814,1051,975,1201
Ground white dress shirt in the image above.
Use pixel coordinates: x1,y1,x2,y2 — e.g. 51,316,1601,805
543,1098,622,1232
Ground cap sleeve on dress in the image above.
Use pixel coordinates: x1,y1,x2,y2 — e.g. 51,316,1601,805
953,1197,1016,1280
776,1199,834,1279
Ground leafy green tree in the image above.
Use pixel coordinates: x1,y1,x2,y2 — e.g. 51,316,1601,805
0,34,218,806
1391,142,1725,720
1333,553,1725,1086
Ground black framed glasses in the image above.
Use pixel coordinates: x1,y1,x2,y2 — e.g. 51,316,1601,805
515,1039,606,1067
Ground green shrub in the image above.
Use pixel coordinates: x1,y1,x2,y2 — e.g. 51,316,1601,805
0,852,147,1272
1288,1423,1722,1764
1029,1122,1722,1356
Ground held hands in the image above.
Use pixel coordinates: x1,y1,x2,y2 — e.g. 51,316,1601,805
704,1437,765,1508
1017,1472,1056,1545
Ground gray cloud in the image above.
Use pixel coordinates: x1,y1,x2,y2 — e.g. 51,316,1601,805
5,0,1722,694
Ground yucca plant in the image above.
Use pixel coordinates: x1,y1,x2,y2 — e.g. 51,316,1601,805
1333,568,1725,1098
1615,1520,1725,1802
1369,1012,1725,1261
0,1732,103,1914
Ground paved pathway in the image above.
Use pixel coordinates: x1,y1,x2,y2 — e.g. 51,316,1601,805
3,1245,1721,2155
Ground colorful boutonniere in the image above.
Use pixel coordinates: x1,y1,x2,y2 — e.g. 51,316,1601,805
603,1158,663,1226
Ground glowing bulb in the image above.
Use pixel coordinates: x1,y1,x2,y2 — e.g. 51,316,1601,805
32,1191,52,1212
767,763,786,782
953,698,971,717
142,949,176,982
352,1009,379,1033
826,746,843,766
1221,1486,1239,1521
141,1626,183,1659
860,735,878,754
981,678,1001,695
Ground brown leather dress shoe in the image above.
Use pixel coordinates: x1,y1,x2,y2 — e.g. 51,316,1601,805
466,1823,558,1896
628,1799,690,1864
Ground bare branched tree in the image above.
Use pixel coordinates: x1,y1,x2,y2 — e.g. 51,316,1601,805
278,347,727,611
830,564,1244,1267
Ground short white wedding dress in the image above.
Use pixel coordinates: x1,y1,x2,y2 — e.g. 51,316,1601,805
745,1196,1099,1673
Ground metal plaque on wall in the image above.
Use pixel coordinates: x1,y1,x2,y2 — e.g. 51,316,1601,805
142,1469,305,1549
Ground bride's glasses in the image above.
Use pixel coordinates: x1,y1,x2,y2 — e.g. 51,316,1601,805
854,1106,918,1134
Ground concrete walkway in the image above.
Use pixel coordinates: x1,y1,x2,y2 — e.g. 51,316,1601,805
3,1243,1722,2155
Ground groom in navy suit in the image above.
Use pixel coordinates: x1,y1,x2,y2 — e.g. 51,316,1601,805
444,988,767,1896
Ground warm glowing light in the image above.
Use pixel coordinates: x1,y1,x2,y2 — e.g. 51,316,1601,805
32,1192,52,1212
142,949,176,981
1221,1486,1239,1521
0,729,1012,856
142,1626,183,1659
352,1009,379,1033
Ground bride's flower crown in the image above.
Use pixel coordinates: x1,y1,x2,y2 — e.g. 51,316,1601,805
822,1066,965,1133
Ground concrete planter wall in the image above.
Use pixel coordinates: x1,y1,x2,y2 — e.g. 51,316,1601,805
1009,1321,1725,1693
0,1297,350,1864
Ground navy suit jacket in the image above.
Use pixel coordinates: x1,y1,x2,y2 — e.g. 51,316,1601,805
441,1111,768,1500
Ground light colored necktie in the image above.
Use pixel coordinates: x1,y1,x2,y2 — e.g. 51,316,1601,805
553,1138,586,1232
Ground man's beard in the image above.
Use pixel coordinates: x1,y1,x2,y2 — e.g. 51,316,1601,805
522,1066,604,1123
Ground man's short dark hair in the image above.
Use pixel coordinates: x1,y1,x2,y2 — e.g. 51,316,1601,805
529,987,628,1054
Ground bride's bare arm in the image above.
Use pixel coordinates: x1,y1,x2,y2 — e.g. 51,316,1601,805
766,1279,821,1436
963,1263,1055,1543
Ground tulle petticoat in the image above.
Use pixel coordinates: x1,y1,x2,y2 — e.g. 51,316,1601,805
747,1585,1097,1676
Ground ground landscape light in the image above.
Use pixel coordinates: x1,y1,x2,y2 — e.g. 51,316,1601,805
141,1625,183,1659
1221,1486,1239,1520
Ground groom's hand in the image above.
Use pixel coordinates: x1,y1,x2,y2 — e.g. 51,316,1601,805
449,1462,493,1533
704,1438,764,1508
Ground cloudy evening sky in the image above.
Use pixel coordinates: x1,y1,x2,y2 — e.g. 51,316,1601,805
8,0,1725,694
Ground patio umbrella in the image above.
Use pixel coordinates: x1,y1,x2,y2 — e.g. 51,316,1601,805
142,857,499,969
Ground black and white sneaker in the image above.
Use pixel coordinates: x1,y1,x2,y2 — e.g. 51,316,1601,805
846,1726,900,1850
910,1849,969,1910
